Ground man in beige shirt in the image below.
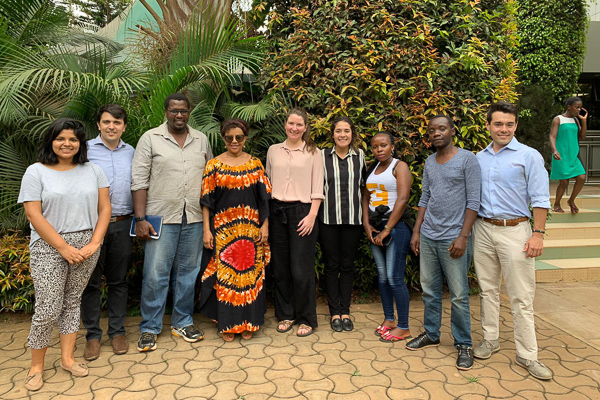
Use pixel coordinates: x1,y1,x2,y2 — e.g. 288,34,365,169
131,93,212,352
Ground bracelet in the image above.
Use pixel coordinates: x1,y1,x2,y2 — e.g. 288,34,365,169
532,229,545,234
384,225,392,232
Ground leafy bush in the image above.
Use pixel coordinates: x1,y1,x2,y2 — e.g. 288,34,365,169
514,0,589,155
0,232,145,314
515,0,589,102
261,0,519,291
0,233,34,312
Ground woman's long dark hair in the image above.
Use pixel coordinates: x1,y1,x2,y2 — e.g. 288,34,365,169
287,107,317,153
38,118,88,165
330,115,360,151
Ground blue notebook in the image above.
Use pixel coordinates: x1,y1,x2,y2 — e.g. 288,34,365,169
129,215,163,239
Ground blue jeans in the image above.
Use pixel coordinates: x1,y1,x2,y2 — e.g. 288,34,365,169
419,235,472,347
139,214,203,334
370,222,411,330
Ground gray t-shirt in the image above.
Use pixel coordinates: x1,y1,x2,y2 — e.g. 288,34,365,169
418,148,481,241
18,162,109,245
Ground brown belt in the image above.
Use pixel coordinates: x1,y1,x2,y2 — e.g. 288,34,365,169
478,216,529,227
109,214,132,223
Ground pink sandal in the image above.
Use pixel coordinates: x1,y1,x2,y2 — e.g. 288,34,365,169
374,325,391,337
379,332,412,343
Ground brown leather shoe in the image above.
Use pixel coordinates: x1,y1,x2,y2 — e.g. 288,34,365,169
83,339,101,361
111,334,129,355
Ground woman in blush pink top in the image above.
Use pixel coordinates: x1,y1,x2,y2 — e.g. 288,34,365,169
266,108,324,337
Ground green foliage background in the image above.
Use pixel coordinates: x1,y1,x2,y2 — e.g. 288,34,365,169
514,0,589,161
262,0,519,291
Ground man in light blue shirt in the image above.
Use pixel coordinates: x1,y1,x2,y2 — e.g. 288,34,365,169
81,104,135,361
472,102,552,380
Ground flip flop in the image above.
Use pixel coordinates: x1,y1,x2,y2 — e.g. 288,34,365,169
379,332,412,343
567,200,579,214
374,325,391,337
297,324,314,337
552,206,565,213
276,320,295,333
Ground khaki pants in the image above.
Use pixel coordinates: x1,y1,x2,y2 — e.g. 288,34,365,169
473,219,538,360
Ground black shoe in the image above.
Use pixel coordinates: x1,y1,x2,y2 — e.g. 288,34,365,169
456,345,474,371
331,318,343,332
137,332,157,352
342,318,353,331
405,332,440,351
171,325,204,342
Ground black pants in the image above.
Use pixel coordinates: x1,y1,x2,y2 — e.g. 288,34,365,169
81,217,132,341
319,222,363,316
270,201,319,328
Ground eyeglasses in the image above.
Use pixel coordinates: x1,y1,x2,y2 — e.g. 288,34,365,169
167,109,190,116
223,134,246,143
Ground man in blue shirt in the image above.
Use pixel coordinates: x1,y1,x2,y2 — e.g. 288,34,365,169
81,104,135,361
472,102,552,380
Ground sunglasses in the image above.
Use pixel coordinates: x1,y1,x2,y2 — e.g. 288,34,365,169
167,109,190,116
223,134,246,144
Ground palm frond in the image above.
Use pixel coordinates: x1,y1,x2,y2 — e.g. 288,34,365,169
0,135,37,232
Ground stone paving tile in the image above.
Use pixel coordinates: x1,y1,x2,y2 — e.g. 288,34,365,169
3,297,600,399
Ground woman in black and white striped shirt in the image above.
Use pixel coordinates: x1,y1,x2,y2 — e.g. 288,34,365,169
318,116,366,332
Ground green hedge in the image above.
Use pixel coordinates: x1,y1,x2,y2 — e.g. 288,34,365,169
261,0,519,289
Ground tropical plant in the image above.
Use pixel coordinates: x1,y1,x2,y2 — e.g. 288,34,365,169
0,0,146,232
69,0,132,27
514,0,589,158
0,0,267,233
261,0,519,290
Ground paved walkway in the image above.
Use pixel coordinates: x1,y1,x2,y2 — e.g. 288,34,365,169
2,292,600,400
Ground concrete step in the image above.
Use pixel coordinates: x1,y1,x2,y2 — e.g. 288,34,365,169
548,208,600,223
536,258,600,283
545,222,600,240
539,239,600,260
550,194,600,210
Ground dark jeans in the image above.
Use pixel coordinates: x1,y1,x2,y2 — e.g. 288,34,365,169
319,222,363,316
270,201,319,328
81,217,132,341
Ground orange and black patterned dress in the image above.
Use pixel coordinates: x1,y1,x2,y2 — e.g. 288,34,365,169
199,156,271,333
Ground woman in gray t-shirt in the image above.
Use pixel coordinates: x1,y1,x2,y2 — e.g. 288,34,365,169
17,118,110,391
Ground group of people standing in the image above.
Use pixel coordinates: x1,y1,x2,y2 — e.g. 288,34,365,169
21,92,587,391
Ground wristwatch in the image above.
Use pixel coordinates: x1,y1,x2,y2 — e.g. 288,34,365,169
532,229,545,234
135,216,146,222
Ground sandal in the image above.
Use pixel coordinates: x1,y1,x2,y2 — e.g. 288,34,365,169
276,320,295,333
241,330,253,340
567,200,579,214
297,324,314,337
379,331,412,343
222,333,235,342
552,206,565,213
374,325,391,337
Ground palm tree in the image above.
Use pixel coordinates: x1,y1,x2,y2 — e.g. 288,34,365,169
0,0,268,232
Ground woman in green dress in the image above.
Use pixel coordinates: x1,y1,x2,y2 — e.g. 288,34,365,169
549,96,588,213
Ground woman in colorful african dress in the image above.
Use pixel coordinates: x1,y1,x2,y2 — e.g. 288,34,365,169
200,118,272,342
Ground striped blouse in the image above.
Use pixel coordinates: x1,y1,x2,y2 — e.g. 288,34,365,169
319,147,367,225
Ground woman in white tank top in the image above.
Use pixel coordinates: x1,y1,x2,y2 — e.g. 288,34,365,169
361,132,413,342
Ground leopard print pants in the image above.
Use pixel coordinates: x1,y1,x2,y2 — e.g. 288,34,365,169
28,230,100,349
